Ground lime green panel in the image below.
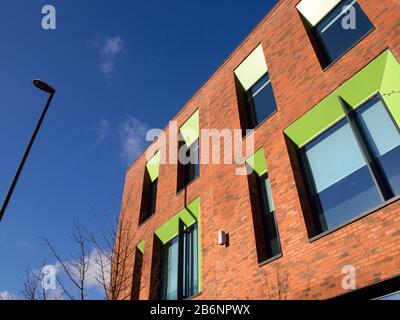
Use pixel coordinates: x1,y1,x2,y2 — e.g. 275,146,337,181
284,94,345,148
136,240,145,254
337,51,388,107
246,148,268,176
146,151,160,182
180,110,199,147
380,51,400,127
155,198,200,244
285,50,389,147
296,0,341,27
234,44,268,91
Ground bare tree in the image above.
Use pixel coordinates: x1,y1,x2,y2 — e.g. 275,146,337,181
39,190,165,300
20,260,49,300
88,192,141,300
42,220,91,300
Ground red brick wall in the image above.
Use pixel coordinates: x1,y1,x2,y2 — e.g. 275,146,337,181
119,0,400,300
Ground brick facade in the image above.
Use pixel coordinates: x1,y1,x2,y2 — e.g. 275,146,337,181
118,0,400,300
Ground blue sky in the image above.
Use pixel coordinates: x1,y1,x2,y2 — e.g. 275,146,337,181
0,0,277,299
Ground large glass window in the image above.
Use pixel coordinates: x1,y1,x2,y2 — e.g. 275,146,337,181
159,223,199,300
245,73,277,129
177,139,200,192
257,174,282,261
313,0,374,67
355,98,400,196
300,95,400,234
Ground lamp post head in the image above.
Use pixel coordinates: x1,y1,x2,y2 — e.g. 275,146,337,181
33,80,55,94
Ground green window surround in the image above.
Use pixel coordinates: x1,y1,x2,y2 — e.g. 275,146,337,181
154,197,202,292
234,44,269,92
180,110,199,148
136,240,145,254
246,148,268,177
285,50,400,148
146,151,160,182
246,149,282,263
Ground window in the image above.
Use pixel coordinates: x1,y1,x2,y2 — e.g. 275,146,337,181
131,245,144,300
256,174,282,261
177,138,200,192
246,149,282,263
139,173,158,224
159,223,199,300
312,0,374,67
234,44,277,132
300,95,400,234
139,152,160,225
244,73,277,129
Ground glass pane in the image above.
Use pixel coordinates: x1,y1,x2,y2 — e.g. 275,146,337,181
355,97,400,196
160,237,179,300
375,291,400,300
184,224,198,298
147,179,158,216
305,120,365,193
259,175,281,259
247,73,277,126
315,0,374,65
264,177,275,213
304,119,383,232
183,139,200,187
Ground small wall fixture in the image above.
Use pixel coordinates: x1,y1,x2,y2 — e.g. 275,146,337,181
217,230,227,246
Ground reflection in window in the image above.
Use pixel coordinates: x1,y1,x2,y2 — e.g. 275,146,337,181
355,97,400,196
244,73,277,129
257,174,282,261
302,120,382,232
177,139,200,192
300,95,400,235
159,223,199,300
313,0,374,67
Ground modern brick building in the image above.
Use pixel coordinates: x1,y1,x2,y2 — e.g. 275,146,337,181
118,0,400,300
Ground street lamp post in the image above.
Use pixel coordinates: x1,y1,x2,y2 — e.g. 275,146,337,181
0,80,56,223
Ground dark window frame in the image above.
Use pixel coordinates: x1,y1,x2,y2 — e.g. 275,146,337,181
247,168,282,264
240,72,278,131
301,0,375,70
177,138,200,193
139,169,158,226
131,248,144,300
298,93,400,238
158,221,199,300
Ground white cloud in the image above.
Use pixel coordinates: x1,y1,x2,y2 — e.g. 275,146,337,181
98,36,124,80
85,248,111,290
118,117,149,165
95,118,112,143
51,248,110,294
0,291,15,300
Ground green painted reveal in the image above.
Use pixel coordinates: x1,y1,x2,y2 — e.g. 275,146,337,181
154,197,202,292
136,240,145,254
285,50,396,147
246,148,268,177
180,110,199,147
380,51,400,127
146,151,160,182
